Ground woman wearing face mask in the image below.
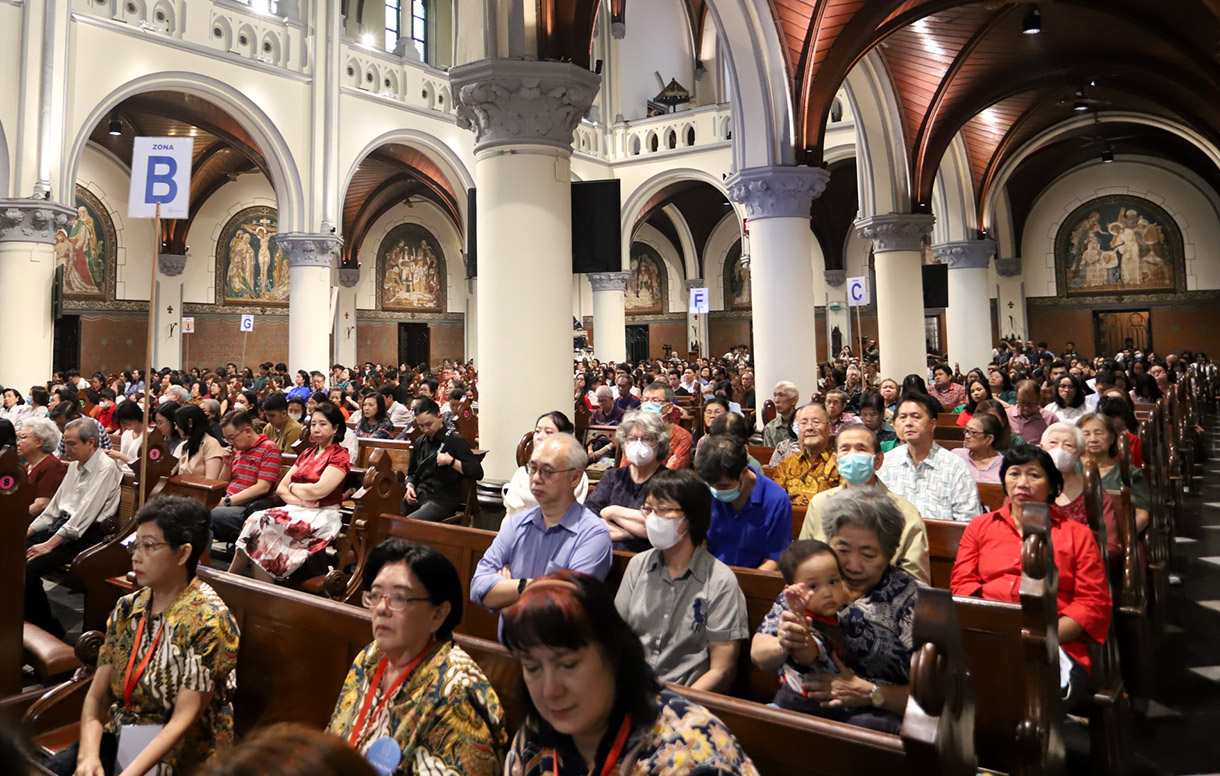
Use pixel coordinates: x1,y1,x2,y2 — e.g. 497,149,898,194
951,413,1003,484
1041,422,1120,560
614,469,748,693
583,411,670,553
154,402,186,458
502,411,590,521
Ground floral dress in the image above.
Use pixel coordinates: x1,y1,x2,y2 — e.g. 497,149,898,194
506,689,759,776
97,578,239,775
327,640,507,776
236,443,350,579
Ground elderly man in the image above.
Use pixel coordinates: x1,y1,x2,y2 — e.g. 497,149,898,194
49,400,112,459
878,394,981,522
799,423,930,582
636,381,693,469
1006,379,1057,445
471,434,612,611
762,381,799,447
695,435,791,572
211,410,284,542
772,403,841,507
824,388,858,435
590,385,625,426
740,370,756,410
25,419,122,637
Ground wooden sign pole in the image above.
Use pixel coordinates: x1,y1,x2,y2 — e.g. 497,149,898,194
137,202,161,509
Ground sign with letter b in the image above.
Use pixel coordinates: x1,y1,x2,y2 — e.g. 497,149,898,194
129,137,193,219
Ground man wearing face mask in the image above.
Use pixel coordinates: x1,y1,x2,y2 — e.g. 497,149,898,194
695,435,792,572
261,392,302,453
798,424,930,583
621,382,692,470
615,468,749,693
773,404,841,507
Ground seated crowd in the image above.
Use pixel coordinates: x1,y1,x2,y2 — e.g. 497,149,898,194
0,340,1209,775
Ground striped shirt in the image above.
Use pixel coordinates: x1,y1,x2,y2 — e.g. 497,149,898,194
226,434,283,496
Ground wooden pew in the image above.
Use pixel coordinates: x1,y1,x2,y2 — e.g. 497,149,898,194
935,413,963,428
925,519,966,590
352,437,413,474
0,446,35,699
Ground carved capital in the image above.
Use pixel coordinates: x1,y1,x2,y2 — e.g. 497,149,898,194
854,213,936,253
933,240,995,270
995,256,1023,278
726,166,830,220
589,271,630,292
611,21,626,39
0,200,76,244
684,278,706,291
451,59,601,153
338,266,361,288
824,269,847,287
277,233,342,269
157,253,187,276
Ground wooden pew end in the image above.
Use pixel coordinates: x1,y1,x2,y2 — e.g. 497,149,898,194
22,625,81,684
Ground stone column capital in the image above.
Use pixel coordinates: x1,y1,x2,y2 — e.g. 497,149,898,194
933,239,996,270
0,200,76,245
589,271,630,292
824,269,846,287
854,213,935,253
684,277,706,291
277,233,342,269
726,166,830,220
451,59,602,154
158,253,187,276
995,257,1023,277
338,266,361,288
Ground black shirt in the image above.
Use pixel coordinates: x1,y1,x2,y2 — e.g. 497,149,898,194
407,428,483,505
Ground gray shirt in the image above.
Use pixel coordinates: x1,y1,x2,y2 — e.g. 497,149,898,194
614,545,749,686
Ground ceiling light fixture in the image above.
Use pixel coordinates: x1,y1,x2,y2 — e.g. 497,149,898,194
107,116,121,136
1102,146,1115,163
1022,5,1041,34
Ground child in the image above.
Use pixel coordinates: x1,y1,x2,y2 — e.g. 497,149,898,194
768,540,853,715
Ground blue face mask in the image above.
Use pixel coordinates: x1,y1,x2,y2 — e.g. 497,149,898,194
709,483,741,502
837,452,876,486
642,401,664,415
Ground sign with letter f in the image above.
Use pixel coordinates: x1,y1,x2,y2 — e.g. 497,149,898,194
128,137,193,219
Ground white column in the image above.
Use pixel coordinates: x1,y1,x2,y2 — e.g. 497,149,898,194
0,202,74,390
726,166,829,406
935,240,996,372
452,58,600,482
334,266,360,368
684,278,709,360
995,257,1028,341
465,278,478,366
824,269,851,357
278,234,342,375
153,253,185,370
589,272,628,363
856,214,935,382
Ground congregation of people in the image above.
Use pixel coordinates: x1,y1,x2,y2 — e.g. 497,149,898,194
0,338,1212,776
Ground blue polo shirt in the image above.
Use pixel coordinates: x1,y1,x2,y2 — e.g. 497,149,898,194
706,466,793,568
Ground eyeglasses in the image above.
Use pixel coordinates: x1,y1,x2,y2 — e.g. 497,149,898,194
126,540,170,555
362,591,432,611
962,428,986,438
525,463,579,480
640,505,684,519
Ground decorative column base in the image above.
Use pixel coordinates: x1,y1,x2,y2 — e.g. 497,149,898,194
279,233,342,374
856,213,935,381
589,272,629,363
935,240,995,371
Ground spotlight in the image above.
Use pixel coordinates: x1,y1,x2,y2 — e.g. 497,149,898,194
107,116,121,136
1102,147,1115,163
1022,5,1041,34
1073,100,1088,112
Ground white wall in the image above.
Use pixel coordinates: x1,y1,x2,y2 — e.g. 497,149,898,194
77,145,155,301
354,199,467,313
186,175,278,305
614,0,695,121
1020,156,1220,296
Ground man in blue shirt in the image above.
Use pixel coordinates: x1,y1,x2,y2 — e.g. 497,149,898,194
694,435,792,572
471,434,612,611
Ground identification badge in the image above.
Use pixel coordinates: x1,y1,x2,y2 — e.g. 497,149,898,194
367,737,403,776
116,723,164,776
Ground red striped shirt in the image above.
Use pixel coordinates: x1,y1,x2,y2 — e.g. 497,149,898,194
227,435,283,496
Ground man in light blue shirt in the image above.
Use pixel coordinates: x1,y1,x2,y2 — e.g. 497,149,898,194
471,434,612,611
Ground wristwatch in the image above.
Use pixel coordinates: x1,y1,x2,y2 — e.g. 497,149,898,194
518,578,529,595
869,683,884,707
223,495,232,507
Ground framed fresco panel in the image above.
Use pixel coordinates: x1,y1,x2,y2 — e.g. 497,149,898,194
217,206,289,306
723,240,751,311
377,223,446,313
1055,195,1183,297
625,243,665,314
58,185,115,301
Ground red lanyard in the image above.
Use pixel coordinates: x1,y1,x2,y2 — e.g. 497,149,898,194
348,649,431,748
122,612,166,711
550,714,632,776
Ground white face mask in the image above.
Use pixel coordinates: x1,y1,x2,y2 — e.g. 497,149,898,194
288,411,303,422
233,402,248,411
1047,447,1078,473
624,440,656,466
645,512,686,551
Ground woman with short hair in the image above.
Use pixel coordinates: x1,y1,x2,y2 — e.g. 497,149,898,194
583,410,671,552
354,393,395,440
952,412,1003,484
17,417,67,517
327,540,507,775
1041,422,1120,559
1,387,28,424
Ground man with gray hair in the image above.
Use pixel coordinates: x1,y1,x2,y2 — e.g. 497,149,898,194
25,417,123,637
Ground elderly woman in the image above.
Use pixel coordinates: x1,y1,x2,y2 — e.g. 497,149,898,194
48,497,239,776
583,410,670,552
327,540,507,775
751,488,923,733
951,412,1004,484
858,390,899,452
1041,422,1120,559
950,447,1111,709
354,393,395,439
228,403,351,582
502,411,590,521
503,571,760,776
1079,412,1150,533
16,417,67,517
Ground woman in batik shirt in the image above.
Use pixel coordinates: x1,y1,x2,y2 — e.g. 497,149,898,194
327,539,507,775
502,571,759,776
48,497,239,776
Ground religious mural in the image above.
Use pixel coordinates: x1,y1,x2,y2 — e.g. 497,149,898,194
724,241,750,310
625,243,665,314
377,223,445,312
218,206,289,306
1055,196,1182,296
57,185,114,300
